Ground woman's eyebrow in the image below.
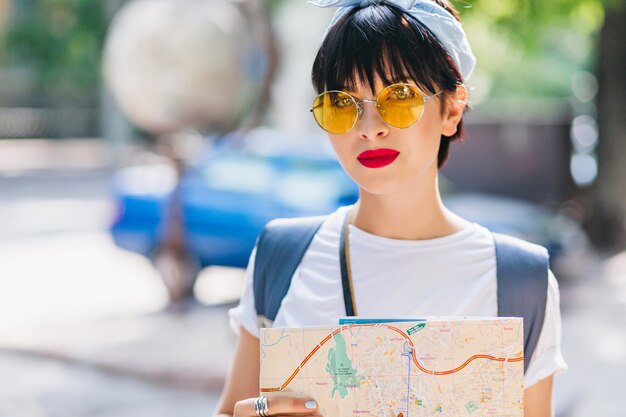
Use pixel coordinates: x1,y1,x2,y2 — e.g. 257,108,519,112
333,86,359,96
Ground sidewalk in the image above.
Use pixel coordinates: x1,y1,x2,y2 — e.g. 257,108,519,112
0,301,238,392
0,138,239,395
552,249,626,417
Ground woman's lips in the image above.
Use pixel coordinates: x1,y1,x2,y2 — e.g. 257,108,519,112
357,148,400,168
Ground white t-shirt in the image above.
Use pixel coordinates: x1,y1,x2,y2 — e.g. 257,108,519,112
229,205,568,388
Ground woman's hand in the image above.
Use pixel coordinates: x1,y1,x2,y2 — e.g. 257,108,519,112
215,327,322,417
233,397,320,417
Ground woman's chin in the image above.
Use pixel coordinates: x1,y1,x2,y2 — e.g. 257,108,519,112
353,176,407,196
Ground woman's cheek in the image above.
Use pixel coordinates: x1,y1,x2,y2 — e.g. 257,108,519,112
328,136,355,168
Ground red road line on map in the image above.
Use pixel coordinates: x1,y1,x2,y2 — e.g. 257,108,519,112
260,324,523,392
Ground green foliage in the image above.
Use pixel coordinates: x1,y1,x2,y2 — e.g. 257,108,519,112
2,0,108,102
266,0,290,13
451,0,611,103
456,0,606,51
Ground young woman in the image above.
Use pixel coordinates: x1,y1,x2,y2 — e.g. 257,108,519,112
215,1,567,417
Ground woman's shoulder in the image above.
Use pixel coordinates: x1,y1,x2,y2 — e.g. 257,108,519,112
254,205,351,262
257,205,350,242
490,230,550,262
319,204,352,231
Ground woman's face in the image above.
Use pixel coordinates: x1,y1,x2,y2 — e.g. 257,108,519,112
327,76,447,196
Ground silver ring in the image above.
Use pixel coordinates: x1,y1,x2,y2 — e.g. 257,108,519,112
254,397,269,417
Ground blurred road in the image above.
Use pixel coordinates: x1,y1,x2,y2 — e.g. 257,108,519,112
0,351,220,417
0,139,625,416
0,140,239,415
555,253,626,416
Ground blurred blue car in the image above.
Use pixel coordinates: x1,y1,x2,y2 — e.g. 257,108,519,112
110,137,359,300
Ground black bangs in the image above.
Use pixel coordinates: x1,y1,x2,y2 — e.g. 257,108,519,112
311,3,461,96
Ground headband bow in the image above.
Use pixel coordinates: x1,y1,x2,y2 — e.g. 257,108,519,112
308,0,476,81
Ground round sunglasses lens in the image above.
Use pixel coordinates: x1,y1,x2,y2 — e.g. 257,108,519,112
312,91,357,134
378,84,425,128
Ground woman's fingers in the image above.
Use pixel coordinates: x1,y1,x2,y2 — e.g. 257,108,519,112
234,397,318,417
268,398,318,415
272,415,321,417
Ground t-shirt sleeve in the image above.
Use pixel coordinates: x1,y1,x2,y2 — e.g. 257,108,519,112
228,247,260,338
524,269,568,387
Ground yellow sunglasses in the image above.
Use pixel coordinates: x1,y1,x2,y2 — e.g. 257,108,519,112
310,83,443,135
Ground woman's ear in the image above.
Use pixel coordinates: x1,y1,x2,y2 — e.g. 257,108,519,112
440,84,468,136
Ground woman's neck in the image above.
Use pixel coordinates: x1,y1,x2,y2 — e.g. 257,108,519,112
350,174,470,240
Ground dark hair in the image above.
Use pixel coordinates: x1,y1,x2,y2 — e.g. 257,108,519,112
311,0,468,167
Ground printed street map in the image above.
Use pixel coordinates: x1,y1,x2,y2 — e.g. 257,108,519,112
260,318,524,417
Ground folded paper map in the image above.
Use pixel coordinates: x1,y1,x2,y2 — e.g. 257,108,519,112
260,317,524,417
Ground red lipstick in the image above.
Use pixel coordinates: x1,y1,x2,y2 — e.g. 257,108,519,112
357,148,400,168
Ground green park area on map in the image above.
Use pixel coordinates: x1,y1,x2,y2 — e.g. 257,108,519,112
260,318,525,417
326,332,359,398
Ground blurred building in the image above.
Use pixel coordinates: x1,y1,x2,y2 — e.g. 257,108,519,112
444,106,573,204
0,0,104,139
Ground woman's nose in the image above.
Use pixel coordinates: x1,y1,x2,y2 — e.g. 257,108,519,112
356,101,389,141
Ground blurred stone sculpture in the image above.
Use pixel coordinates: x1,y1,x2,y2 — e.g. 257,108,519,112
103,0,268,134
102,0,276,303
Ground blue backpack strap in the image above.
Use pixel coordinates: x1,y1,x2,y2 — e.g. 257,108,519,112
493,232,549,373
253,216,326,327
